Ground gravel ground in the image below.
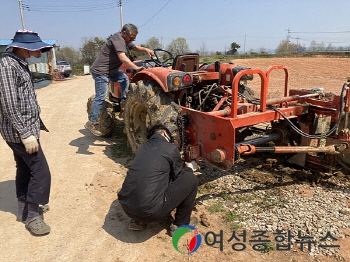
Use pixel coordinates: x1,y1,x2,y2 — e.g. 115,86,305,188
195,158,350,260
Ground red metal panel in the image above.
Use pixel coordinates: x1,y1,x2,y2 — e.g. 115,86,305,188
232,106,305,128
181,107,236,166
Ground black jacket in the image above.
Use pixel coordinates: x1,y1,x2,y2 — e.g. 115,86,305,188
118,134,185,216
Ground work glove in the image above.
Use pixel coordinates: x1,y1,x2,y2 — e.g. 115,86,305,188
185,161,199,172
21,135,39,154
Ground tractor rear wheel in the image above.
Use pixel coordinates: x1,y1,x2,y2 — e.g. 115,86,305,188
86,95,114,137
124,80,178,153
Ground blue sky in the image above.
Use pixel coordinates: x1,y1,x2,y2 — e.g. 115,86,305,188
2,0,350,53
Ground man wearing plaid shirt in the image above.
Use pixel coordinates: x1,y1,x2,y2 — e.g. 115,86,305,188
0,29,53,236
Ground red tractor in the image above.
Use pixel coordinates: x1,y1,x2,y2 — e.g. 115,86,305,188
96,49,350,174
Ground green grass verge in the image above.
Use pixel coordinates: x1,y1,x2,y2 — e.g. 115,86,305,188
111,118,133,158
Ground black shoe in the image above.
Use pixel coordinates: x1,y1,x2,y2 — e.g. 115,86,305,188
169,223,178,237
128,219,147,231
108,93,120,103
169,217,198,236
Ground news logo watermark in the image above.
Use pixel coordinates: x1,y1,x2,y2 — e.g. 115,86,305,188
172,225,202,254
172,228,340,254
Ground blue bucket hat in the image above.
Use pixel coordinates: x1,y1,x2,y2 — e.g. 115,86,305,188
6,29,53,53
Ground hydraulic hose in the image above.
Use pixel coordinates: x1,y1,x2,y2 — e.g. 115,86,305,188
271,83,347,139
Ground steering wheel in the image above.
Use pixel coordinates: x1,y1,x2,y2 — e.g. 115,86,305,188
150,48,174,67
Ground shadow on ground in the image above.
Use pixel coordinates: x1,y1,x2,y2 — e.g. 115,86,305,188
0,180,17,218
69,119,133,169
102,199,171,243
69,129,116,155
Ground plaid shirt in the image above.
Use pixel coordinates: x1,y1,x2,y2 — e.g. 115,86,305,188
0,53,41,143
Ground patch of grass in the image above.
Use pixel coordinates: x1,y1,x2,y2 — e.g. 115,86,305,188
204,183,215,190
208,201,225,214
260,242,275,254
234,194,255,204
252,188,288,211
230,223,241,231
225,211,243,222
219,191,231,200
225,211,243,231
111,119,133,158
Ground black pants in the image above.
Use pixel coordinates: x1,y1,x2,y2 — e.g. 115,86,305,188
122,169,198,226
6,141,51,205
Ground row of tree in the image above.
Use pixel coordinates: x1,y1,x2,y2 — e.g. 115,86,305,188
55,35,242,74
56,35,347,75
275,39,350,54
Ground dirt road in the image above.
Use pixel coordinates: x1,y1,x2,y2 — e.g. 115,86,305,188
0,76,136,261
1,57,350,262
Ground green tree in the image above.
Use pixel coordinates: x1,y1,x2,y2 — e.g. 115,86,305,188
326,43,333,51
275,39,301,54
197,41,208,55
80,37,106,65
310,41,325,51
56,46,80,65
144,37,163,50
309,40,317,51
166,37,191,56
227,42,240,55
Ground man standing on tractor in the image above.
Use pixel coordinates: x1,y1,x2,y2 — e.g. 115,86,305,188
85,23,154,136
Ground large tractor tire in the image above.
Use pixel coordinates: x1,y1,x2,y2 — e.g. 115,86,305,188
86,95,114,137
124,80,179,153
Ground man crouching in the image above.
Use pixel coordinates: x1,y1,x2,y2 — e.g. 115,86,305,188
118,124,198,235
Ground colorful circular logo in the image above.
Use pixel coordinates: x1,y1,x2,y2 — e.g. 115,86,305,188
172,225,202,254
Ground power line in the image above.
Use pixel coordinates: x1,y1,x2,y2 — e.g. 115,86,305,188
286,29,350,46
291,30,350,34
290,36,350,44
138,0,172,28
21,0,120,12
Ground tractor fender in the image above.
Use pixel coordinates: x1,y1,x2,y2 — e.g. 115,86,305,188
130,67,176,92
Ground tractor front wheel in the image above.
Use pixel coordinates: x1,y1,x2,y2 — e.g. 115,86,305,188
86,95,114,137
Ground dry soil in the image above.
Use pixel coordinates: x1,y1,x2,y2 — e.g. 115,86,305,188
0,56,350,262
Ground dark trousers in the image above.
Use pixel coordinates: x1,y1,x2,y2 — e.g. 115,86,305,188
6,141,51,205
123,169,198,226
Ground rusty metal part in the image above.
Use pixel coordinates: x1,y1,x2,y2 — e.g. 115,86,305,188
236,133,280,147
265,93,319,106
237,144,339,155
120,49,350,173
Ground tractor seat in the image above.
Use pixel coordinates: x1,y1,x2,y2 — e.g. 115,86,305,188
172,53,200,72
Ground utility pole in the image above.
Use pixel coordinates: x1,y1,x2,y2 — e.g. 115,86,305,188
119,0,123,30
18,0,26,29
286,28,291,53
244,34,246,54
